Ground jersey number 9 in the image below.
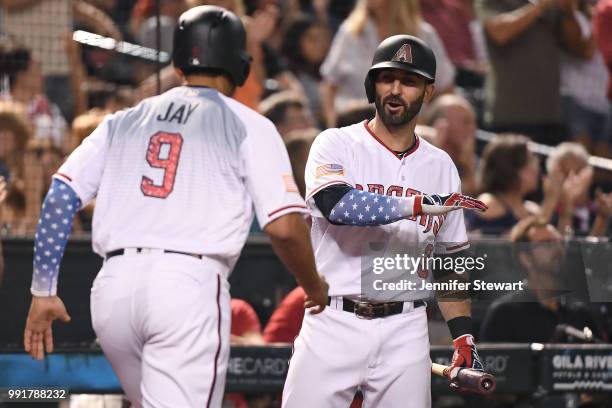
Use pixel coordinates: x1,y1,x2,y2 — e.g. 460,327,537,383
141,132,184,198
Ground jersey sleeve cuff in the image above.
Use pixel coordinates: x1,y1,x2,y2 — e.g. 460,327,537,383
437,242,470,254
52,173,88,209
259,204,309,229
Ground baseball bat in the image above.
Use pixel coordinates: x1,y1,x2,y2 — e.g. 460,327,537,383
431,363,496,395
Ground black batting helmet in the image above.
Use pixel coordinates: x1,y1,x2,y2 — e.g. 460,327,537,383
172,6,251,87
364,35,436,103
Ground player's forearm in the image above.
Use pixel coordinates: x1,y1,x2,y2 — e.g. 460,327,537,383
484,3,544,46
266,214,324,295
322,188,418,226
31,179,81,297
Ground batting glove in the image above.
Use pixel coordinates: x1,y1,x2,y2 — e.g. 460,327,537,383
448,334,484,381
415,193,487,216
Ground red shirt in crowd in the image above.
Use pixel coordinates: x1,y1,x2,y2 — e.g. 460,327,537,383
263,287,306,343
420,0,475,67
231,298,261,336
594,0,612,100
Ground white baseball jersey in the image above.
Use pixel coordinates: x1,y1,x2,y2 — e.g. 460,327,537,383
55,86,306,272
305,120,468,297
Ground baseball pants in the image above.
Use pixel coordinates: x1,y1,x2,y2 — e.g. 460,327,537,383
90,249,231,408
282,301,431,407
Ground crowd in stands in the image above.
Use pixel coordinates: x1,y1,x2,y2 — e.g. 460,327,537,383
1,0,612,396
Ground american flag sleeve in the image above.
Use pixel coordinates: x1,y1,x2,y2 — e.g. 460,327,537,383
328,188,417,226
31,179,81,296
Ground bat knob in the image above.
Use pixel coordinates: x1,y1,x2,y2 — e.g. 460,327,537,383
482,379,493,390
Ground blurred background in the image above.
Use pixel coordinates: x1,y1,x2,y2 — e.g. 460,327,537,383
0,0,612,407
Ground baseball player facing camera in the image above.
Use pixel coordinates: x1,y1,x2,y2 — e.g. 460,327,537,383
23,6,328,408
282,35,486,407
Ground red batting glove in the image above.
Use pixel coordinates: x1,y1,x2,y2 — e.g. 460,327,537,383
415,193,488,216
448,334,484,381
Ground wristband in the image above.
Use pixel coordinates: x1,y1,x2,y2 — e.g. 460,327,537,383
447,316,473,340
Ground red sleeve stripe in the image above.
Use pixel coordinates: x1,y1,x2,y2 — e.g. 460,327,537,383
268,204,308,217
445,242,470,251
55,172,73,182
305,180,350,201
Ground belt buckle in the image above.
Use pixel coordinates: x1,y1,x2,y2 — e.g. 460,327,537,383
354,301,375,320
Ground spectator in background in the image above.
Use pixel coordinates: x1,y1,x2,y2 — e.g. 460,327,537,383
419,0,487,88
259,91,315,138
319,0,455,127
425,94,478,196
475,0,589,146
594,0,612,150
480,218,607,343
230,298,265,345
131,0,188,50
0,103,41,235
282,16,331,126
0,0,123,121
263,286,305,343
470,134,543,235
0,48,69,153
546,142,612,237
561,0,610,158
284,128,317,198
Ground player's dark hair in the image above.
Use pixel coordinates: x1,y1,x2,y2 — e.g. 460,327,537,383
479,134,531,194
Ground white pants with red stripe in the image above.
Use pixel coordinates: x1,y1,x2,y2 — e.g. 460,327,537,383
90,249,231,408
282,302,431,408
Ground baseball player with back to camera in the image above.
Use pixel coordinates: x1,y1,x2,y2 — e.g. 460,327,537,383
22,6,330,408
282,35,487,407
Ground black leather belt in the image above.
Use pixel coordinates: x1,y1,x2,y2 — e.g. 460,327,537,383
105,248,203,261
327,297,425,319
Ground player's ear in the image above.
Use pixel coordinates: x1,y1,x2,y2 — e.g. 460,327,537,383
424,84,436,103
174,66,185,80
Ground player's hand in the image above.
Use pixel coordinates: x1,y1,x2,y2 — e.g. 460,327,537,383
24,296,71,360
417,193,487,215
448,334,484,386
304,278,329,315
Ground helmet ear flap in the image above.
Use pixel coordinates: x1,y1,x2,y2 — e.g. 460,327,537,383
364,71,375,104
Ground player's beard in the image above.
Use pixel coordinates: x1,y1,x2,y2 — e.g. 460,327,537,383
375,90,425,130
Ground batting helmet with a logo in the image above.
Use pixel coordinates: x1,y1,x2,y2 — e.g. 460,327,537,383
172,6,251,86
364,35,436,103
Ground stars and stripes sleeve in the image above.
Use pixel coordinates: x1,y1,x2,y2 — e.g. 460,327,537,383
320,187,418,226
31,179,81,297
